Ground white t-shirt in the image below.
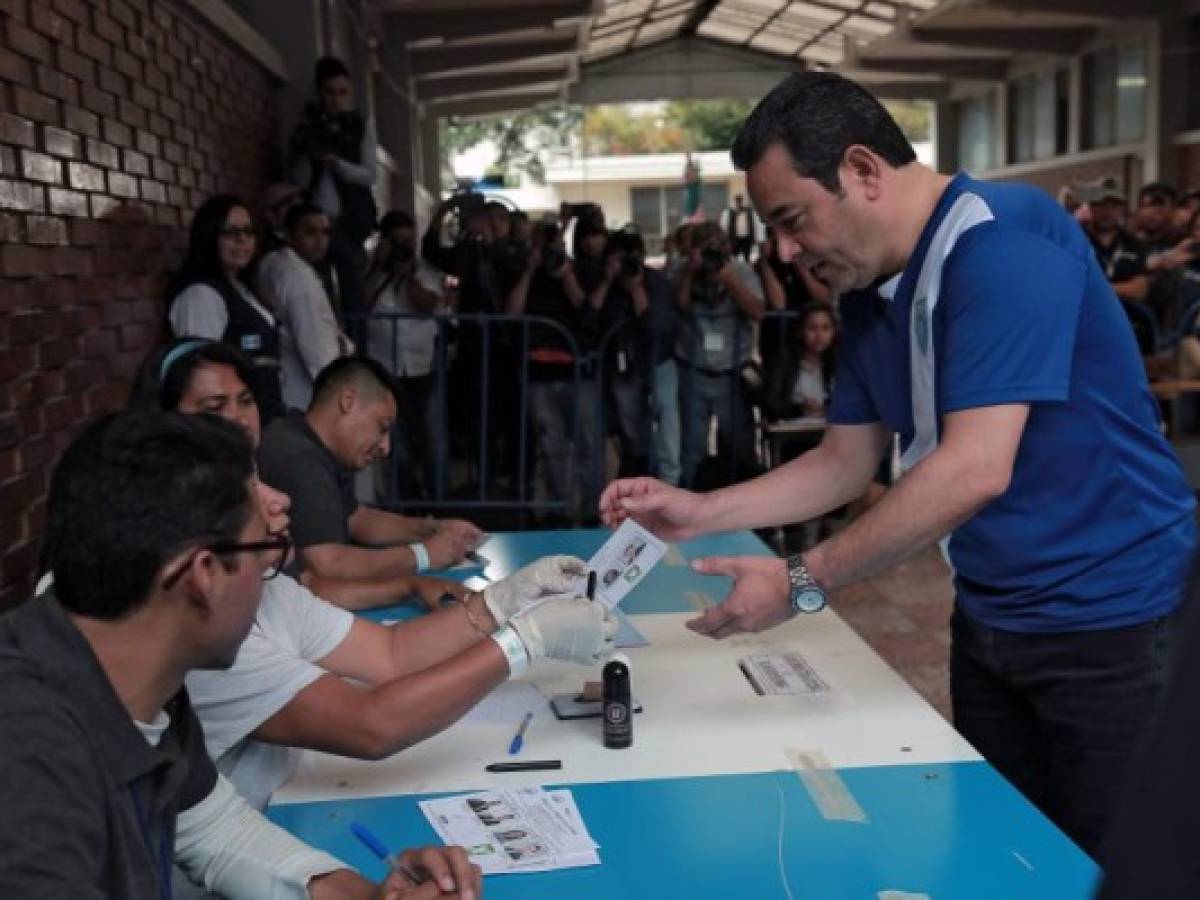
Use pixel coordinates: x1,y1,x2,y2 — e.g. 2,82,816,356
792,358,826,408
169,281,276,340
257,247,346,410
185,574,353,812
366,264,444,377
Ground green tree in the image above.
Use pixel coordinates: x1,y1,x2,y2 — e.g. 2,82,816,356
883,100,931,143
582,104,688,155
663,98,755,151
439,103,583,189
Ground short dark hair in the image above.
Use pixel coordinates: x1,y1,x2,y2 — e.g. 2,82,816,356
315,56,350,86
129,339,256,413
311,355,398,410
1139,181,1178,206
731,72,916,194
378,209,415,234
285,201,329,233
44,412,256,620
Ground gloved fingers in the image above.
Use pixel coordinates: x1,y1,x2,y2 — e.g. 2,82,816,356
532,555,588,593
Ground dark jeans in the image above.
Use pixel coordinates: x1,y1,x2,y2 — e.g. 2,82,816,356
951,607,1173,857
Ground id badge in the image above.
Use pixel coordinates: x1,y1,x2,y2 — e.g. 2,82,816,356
703,332,725,353
240,334,263,352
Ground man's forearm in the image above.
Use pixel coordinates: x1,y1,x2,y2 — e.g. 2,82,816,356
350,507,435,546
804,445,1003,592
302,572,413,611
703,430,883,533
303,543,420,580
387,594,496,675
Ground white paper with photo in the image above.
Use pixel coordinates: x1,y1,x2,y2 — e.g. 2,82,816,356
419,787,599,874
585,519,667,609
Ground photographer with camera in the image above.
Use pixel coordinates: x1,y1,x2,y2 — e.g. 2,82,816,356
594,229,681,482
365,210,448,500
507,221,601,523
288,57,378,318
673,221,766,488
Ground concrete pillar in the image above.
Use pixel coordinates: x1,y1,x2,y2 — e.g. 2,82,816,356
933,99,957,173
1149,12,1188,185
376,21,418,212
244,0,324,143
420,108,442,200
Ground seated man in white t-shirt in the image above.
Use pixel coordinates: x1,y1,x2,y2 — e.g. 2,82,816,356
258,202,354,411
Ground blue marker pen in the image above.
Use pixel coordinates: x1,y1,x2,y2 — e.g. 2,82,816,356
508,710,534,755
349,821,426,886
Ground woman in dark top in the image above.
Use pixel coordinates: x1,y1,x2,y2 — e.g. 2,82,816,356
167,194,284,421
765,302,837,423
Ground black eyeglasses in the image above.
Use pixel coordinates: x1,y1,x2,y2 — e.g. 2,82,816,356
219,225,257,239
162,534,292,590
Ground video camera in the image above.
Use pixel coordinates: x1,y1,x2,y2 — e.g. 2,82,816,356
292,107,364,160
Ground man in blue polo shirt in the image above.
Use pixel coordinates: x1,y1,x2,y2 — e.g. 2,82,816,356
599,72,1196,855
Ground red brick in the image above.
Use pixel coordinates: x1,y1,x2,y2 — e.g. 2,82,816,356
0,147,15,178
162,140,184,165
144,64,167,94
50,0,89,27
36,339,71,371
118,322,149,350
94,13,124,47
89,194,121,219
117,97,146,129
66,220,103,250
46,186,87,217
107,171,137,198
6,18,51,63
12,86,58,125
130,83,156,113
21,149,61,184
36,65,79,105
159,94,182,123
48,245,91,276
8,312,40,345
67,161,104,191
42,395,79,431
114,47,142,82
0,245,47,277
25,215,68,245
62,103,99,138
75,29,112,67
0,113,36,148
97,65,124,96
42,125,80,159
18,435,53,472
0,45,33,85
56,44,93,83
150,158,173,183
84,138,119,169
0,449,16,481
1,542,40,585
121,148,148,176
80,84,116,118
139,178,165,204
103,117,130,147
30,5,72,43
109,0,136,29
81,326,118,361
0,212,21,242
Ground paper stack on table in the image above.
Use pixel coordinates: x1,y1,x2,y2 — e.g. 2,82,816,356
420,786,600,873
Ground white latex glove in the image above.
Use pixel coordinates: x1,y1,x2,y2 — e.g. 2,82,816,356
510,596,617,667
483,555,587,625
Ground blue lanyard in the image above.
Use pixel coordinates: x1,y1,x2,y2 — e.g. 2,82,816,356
130,784,173,900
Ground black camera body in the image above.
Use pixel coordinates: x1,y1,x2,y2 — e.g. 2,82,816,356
294,107,362,160
448,190,487,217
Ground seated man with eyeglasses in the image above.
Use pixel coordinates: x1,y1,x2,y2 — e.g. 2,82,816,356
0,411,479,900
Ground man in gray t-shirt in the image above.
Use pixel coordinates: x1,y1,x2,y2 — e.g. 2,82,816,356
257,355,481,579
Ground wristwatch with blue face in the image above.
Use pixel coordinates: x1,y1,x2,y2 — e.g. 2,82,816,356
787,554,827,614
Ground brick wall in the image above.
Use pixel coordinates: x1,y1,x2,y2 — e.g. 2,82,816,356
0,0,281,608
1177,142,1200,193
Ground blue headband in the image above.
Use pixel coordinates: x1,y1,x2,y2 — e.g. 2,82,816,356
159,339,212,382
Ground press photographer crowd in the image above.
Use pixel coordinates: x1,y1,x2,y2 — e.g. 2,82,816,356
166,54,1200,534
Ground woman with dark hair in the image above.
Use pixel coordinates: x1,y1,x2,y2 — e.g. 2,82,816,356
167,194,285,422
764,301,837,423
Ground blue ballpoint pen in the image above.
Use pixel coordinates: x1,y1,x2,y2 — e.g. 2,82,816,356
508,710,534,755
349,821,426,886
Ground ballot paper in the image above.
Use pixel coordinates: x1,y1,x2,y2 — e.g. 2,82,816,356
738,651,830,695
420,787,600,874
581,519,667,609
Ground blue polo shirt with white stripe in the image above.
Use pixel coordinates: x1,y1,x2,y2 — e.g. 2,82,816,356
828,172,1196,632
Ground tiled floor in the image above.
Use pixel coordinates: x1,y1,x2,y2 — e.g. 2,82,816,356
829,545,955,721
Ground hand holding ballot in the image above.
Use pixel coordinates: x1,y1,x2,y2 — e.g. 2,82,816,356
598,477,709,542
378,845,481,900
511,598,617,667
